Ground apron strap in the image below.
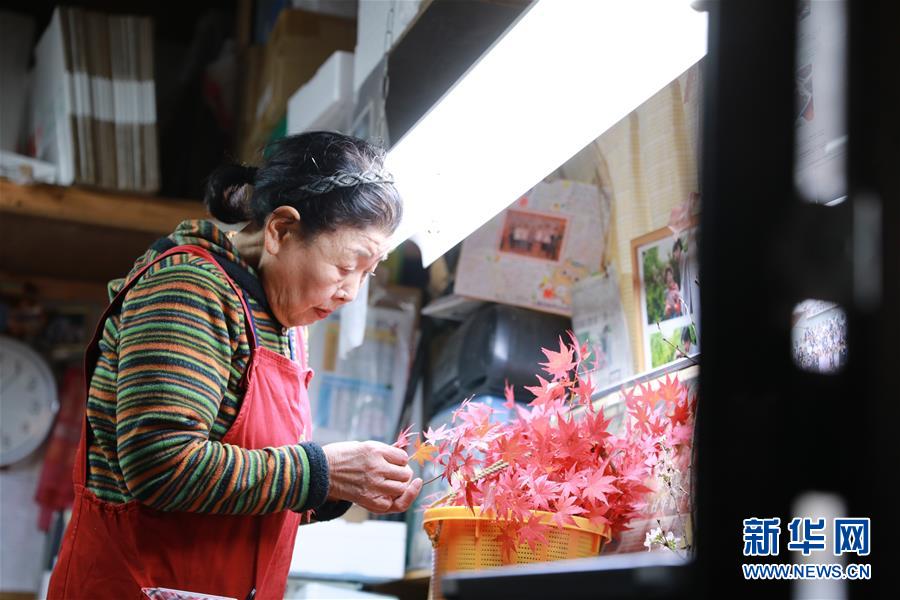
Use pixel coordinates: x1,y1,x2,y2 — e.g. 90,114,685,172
77,244,260,485
150,237,273,321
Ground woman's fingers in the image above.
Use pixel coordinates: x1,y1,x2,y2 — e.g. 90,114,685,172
387,478,423,513
375,478,408,499
321,440,421,512
380,462,414,484
379,444,412,466
360,495,393,514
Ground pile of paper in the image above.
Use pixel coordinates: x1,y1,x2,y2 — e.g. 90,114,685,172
30,7,158,192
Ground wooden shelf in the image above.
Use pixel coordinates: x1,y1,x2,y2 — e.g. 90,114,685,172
0,179,208,286
0,178,207,234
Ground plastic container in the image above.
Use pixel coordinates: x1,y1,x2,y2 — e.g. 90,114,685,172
422,506,609,600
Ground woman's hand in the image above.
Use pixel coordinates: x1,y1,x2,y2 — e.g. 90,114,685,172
322,441,423,514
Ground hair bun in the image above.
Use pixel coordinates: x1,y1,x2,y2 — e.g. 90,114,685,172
204,164,257,224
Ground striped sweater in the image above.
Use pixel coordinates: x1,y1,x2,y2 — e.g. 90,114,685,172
85,220,332,515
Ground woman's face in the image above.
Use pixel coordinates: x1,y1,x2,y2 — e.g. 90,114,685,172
259,207,389,327
666,270,675,285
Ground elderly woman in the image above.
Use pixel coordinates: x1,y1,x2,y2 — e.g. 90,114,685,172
48,132,422,600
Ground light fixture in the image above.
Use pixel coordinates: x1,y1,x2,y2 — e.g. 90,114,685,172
385,0,707,266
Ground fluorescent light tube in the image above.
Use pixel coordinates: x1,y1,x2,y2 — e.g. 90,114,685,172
386,0,707,266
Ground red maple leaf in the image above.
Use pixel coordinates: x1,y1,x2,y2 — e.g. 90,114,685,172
583,470,618,505
423,423,451,446
458,402,493,430
463,479,478,514
582,406,612,438
518,513,549,553
525,375,566,407
670,398,693,425
554,415,591,460
503,379,516,409
495,523,521,564
451,397,472,423
526,474,561,511
657,373,685,405
539,336,577,380
496,433,527,465
556,465,584,498
630,400,654,431
458,453,481,480
393,424,416,449
648,414,668,437
573,373,595,407
551,493,586,527
583,504,611,528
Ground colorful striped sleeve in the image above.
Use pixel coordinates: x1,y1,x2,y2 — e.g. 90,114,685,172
114,260,329,514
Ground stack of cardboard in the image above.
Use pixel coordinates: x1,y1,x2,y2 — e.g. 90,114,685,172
30,7,159,192
237,9,356,162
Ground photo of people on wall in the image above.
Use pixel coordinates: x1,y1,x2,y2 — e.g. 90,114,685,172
634,224,700,370
639,231,698,326
498,209,568,262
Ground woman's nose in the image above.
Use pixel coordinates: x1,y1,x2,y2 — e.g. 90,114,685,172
338,274,363,303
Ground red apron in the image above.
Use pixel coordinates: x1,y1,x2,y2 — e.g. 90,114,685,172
48,245,314,600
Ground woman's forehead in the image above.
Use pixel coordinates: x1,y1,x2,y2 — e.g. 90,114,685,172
319,227,389,258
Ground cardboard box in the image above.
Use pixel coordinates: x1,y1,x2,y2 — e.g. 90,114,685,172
235,44,263,162
240,9,355,160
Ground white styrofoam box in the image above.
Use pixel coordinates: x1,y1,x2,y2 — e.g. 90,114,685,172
290,519,407,583
0,150,58,184
287,51,354,135
353,0,423,92
283,580,398,600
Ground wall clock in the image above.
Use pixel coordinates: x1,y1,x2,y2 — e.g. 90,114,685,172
0,335,58,467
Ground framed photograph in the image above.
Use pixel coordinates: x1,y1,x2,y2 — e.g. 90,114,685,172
631,222,700,371
497,209,568,262
791,299,848,373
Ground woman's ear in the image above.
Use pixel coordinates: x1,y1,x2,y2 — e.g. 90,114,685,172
264,206,302,256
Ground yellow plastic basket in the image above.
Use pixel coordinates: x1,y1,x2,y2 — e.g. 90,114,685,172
423,506,609,600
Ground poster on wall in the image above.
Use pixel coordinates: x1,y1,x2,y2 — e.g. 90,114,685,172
632,223,700,371
306,305,415,445
571,269,634,388
454,179,611,316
